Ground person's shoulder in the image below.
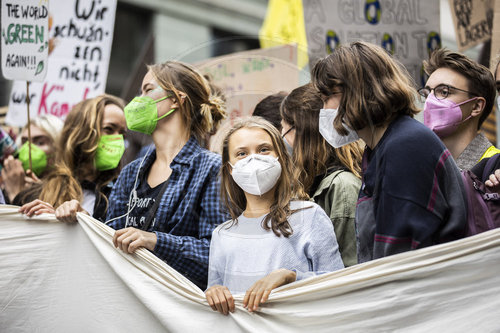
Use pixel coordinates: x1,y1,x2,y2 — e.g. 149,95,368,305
313,170,361,199
213,219,235,234
387,116,442,147
382,116,446,164
289,201,332,232
290,200,320,213
325,169,361,186
290,200,315,208
198,148,222,165
191,148,222,177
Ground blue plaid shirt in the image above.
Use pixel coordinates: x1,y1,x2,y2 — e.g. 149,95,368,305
106,137,229,289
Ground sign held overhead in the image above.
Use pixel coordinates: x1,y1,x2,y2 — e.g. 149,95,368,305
1,0,49,82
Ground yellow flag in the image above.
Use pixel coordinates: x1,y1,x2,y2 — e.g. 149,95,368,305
259,0,309,68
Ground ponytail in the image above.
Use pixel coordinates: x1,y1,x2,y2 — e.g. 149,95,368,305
200,94,227,135
149,61,228,144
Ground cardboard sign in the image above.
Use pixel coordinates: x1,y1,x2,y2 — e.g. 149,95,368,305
195,44,300,151
449,0,494,52
1,0,49,81
5,0,117,127
490,0,500,69
303,0,441,87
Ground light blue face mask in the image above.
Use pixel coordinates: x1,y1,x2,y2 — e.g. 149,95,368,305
281,126,294,156
283,136,293,156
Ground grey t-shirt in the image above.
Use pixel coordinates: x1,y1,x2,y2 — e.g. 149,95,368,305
207,201,344,294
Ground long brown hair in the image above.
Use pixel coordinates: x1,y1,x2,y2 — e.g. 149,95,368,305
221,117,308,237
38,94,125,207
148,61,227,143
281,84,363,193
311,41,419,135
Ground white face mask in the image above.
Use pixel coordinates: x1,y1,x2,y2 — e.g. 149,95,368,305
230,154,281,196
497,95,500,112
319,108,359,148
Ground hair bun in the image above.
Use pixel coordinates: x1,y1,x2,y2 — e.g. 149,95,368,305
200,94,227,133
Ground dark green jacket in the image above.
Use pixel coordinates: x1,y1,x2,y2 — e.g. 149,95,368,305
310,170,361,267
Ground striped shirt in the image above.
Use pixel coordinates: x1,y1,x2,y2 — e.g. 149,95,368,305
356,116,467,262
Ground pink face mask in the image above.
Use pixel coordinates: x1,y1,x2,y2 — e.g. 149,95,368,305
423,94,477,138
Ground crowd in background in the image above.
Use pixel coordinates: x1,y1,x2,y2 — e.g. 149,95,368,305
1,41,500,315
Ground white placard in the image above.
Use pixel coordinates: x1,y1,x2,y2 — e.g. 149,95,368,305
5,0,117,127
195,44,300,152
303,0,441,87
1,0,49,82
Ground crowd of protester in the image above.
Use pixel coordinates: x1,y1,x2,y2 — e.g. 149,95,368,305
1,41,500,315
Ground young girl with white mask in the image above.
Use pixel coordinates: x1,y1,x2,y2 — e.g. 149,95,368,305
205,117,344,315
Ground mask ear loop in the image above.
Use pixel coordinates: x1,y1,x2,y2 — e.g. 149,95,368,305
450,97,479,126
104,144,153,225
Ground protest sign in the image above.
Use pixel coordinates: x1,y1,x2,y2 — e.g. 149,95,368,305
303,0,441,87
194,44,300,152
1,0,49,82
260,0,309,68
490,0,500,69
5,0,117,127
449,0,494,52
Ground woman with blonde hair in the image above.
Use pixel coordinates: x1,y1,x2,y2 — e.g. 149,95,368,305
205,117,343,315
104,61,228,289
311,41,467,263
18,94,127,221
281,83,363,267
2,114,63,202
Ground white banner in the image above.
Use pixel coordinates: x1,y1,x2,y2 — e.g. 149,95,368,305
1,0,49,82
303,0,441,87
0,206,499,332
5,0,117,127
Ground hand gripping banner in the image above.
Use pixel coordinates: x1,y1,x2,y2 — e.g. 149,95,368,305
0,206,499,332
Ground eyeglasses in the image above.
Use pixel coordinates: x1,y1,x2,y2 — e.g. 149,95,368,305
417,84,477,101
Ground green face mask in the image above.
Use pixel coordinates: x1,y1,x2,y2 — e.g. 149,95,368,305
95,134,125,171
18,142,47,177
124,95,176,135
